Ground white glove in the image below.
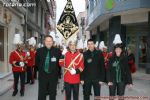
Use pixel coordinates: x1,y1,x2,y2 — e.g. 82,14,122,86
19,62,25,67
80,81,84,85
27,52,30,56
69,68,76,75
108,82,113,86
99,81,104,85
127,84,133,90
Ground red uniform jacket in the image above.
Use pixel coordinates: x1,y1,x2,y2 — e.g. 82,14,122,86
59,51,84,84
102,52,112,69
9,49,26,72
27,50,36,67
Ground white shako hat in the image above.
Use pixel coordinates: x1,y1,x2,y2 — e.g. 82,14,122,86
13,34,23,45
95,41,99,48
99,41,107,51
113,34,122,45
28,37,36,46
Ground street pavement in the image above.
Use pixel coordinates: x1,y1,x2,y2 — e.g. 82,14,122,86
0,71,150,100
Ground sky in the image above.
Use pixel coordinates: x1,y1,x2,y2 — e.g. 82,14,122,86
56,0,85,23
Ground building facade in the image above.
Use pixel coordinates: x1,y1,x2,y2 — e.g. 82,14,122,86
0,0,51,77
85,0,150,73
77,12,86,40
77,12,90,42
46,0,56,34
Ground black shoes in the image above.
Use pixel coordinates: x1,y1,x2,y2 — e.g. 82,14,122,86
12,90,18,96
26,81,34,85
25,82,30,84
30,81,34,84
12,90,24,97
20,91,24,97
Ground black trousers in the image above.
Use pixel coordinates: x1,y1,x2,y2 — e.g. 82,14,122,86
109,82,125,100
83,80,100,100
13,72,25,92
27,66,34,83
38,73,58,100
26,66,34,83
34,66,38,79
64,82,79,100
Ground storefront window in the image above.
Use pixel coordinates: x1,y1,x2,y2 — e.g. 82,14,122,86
126,24,149,68
139,36,148,63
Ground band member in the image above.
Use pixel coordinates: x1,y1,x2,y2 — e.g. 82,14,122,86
107,34,133,100
59,40,84,100
99,41,110,84
81,39,105,100
99,41,111,69
26,37,36,84
35,35,61,100
9,34,27,96
127,47,136,73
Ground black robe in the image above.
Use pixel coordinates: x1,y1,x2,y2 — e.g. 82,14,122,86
81,49,105,82
35,46,61,80
107,55,133,84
